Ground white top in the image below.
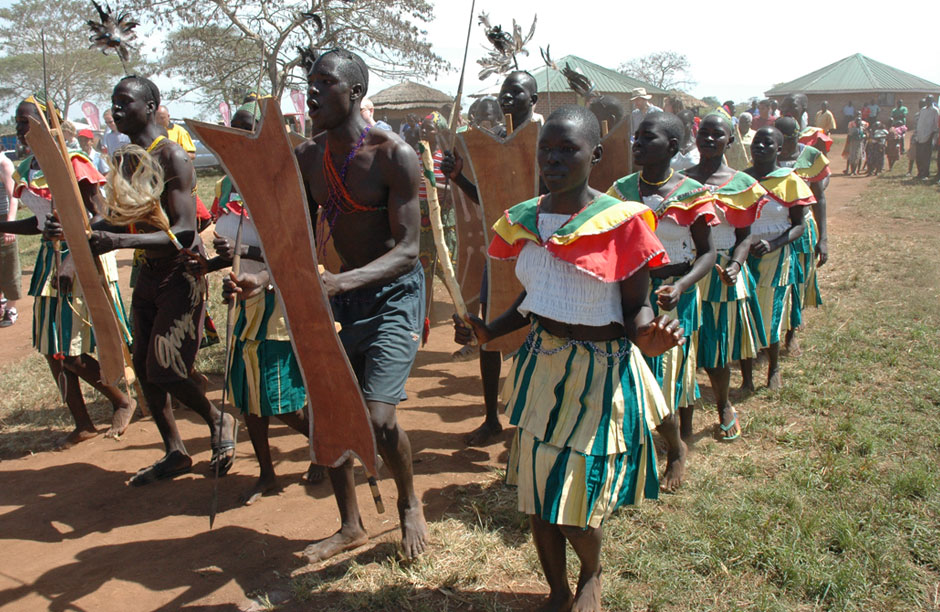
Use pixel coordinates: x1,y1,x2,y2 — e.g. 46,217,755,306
670,147,700,171
915,104,939,143
643,194,694,264
750,197,790,242
516,213,623,326
702,185,738,251
214,202,266,276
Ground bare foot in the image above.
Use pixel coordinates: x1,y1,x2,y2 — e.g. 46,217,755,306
465,419,503,446
660,438,687,493
537,592,574,612
399,501,429,559
304,463,326,484
105,399,136,439
767,368,782,390
738,379,756,394
573,571,602,612
303,526,368,563
56,427,98,449
240,475,280,505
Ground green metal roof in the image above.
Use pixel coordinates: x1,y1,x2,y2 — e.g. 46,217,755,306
527,55,668,95
765,53,940,95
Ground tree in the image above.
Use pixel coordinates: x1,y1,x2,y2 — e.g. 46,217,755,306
618,51,695,91
0,0,134,117
130,0,449,103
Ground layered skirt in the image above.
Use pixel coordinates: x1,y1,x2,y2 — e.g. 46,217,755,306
228,290,306,417
790,210,822,330
747,244,793,346
697,249,766,368
645,277,700,412
503,322,669,528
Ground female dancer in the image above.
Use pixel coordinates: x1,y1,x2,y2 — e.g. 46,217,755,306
1,95,134,446
684,111,768,440
456,105,681,611
607,112,717,489
744,126,814,389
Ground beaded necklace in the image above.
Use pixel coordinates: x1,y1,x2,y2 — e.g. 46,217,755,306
318,125,373,255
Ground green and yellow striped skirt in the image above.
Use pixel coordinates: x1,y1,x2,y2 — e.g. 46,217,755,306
747,244,793,346
503,322,668,528
697,250,766,368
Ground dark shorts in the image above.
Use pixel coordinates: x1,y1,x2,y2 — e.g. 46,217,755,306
330,261,424,405
132,253,206,384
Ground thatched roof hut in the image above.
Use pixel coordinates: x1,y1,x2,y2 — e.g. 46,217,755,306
370,81,452,129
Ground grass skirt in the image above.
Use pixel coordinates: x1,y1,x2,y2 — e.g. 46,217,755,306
503,322,668,528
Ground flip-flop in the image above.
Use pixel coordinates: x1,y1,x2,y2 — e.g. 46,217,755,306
129,451,193,487
719,411,741,442
209,413,237,477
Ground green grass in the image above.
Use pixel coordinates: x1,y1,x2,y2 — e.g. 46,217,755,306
280,163,940,611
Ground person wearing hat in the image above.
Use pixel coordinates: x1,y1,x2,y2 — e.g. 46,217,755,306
630,87,662,137
77,129,109,175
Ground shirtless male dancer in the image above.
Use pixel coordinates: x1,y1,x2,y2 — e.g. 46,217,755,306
293,48,428,560
48,76,235,484
441,70,542,446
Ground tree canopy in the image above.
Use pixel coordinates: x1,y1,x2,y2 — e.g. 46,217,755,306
0,0,133,117
130,0,449,105
619,51,695,92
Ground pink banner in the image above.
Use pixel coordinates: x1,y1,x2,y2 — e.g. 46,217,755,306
219,101,232,127
81,102,100,131
290,89,306,134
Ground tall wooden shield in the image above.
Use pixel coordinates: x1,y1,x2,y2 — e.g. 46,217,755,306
451,181,486,316
25,118,128,386
590,117,633,192
186,103,379,477
460,121,540,353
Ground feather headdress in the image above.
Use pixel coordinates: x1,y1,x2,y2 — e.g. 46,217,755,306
476,13,537,80
86,1,138,67
561,62,598,103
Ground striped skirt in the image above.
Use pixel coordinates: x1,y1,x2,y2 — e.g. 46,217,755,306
229,291,306,417
790,213,822,330
697,250,766,368
645,277,700,412
747,245,793,346
503,323,668,528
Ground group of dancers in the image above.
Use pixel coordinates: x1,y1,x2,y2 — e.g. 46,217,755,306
2,47,830,611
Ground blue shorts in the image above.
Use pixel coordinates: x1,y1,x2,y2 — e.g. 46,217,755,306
330,262,425,405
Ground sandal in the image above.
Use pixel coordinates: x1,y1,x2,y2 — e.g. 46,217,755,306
129,451,193,487
210,412,237,477
719,410,741,442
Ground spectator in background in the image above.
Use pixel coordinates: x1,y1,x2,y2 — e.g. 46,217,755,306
749,99,759,118
753,99,774,129
842,100,855,131
360,97,392,131
891,99,908,125
0,154,20,327
469,96,504,133
914,96,939,179
861,102,871,122
770,99,780,118
815,100,837,134
155,105,195,161
886,121,904,170
77,129,109,175
869,99,880,122
630,87,662,134
663,95,685,115
738,112,756,145
101,109,130,157
866,121,888,175
61,121,79,149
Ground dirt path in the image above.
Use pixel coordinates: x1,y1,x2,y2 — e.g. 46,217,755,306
0,173,873,611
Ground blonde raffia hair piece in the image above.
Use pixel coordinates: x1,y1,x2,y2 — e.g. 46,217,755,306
105,145,185,249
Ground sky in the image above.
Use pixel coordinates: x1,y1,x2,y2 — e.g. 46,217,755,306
3,0,940,122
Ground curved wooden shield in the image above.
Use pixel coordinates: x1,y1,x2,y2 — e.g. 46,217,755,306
186,103,378,477
460,121,539,353
725,124,751,170
590,117,633,192
25,117,127,386
452,186,485,315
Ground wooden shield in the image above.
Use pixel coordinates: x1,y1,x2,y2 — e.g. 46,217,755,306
25,117,127,386
460,121,539,353
590,117,633,192
725,124,751,170
451,183,486,316
186,103,378,477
